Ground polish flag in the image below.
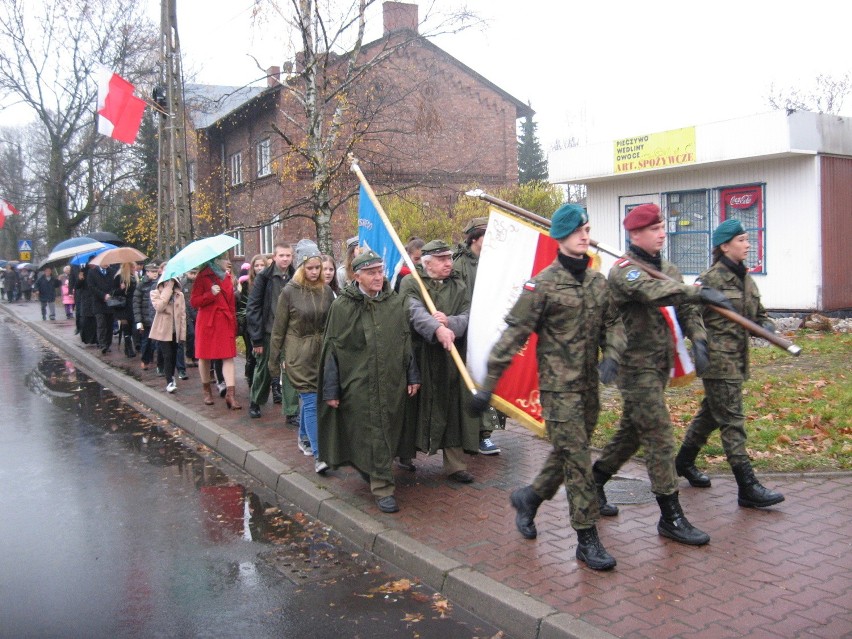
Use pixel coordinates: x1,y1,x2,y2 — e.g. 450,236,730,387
0,198,20,229
467,207,558,437
95,67,146,144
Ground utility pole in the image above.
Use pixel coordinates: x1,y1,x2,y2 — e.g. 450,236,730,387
156,0,192,258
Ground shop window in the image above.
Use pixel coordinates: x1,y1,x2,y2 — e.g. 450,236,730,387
719,185,765,274
664,190,710,275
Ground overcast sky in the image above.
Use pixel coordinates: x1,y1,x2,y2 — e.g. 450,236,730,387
166,0,852,150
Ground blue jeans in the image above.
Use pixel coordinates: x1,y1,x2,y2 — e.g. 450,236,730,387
298,392,318,459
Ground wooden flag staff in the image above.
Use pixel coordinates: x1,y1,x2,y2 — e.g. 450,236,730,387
465,189,801,356
350,157,479,394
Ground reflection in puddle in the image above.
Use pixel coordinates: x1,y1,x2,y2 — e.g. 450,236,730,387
24,347,343,556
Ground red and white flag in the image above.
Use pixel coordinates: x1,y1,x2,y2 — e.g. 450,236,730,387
467,207,557,437
0,198,20,229
95,67,146,144
660,306,696,386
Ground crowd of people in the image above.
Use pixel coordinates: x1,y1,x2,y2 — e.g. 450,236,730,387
8,205,783,571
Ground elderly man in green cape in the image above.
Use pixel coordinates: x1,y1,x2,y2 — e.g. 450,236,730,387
318,250,421,514
399,239,481,483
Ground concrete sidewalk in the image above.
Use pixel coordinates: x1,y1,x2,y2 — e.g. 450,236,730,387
5,299,851,639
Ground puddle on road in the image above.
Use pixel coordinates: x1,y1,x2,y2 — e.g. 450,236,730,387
24,346,364,580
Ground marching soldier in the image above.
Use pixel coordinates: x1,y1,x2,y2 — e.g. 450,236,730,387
593,203,733,546
675,219,784,507
472,204,625,570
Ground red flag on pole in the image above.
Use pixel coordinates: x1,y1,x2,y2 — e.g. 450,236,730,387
0,198,20,229
96,67,146,144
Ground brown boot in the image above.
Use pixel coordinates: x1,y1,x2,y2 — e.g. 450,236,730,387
225,386,242,410
202,382,215,405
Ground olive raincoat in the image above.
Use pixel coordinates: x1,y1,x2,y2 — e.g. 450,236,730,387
318,281,418,482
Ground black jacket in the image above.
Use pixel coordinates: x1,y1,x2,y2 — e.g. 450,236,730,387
87,266,117,314
132,276,158,328
245,263,294,346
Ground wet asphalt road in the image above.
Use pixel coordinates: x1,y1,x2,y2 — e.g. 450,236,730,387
0,320,504,639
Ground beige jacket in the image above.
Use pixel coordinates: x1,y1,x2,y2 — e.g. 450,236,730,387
149,279,186,342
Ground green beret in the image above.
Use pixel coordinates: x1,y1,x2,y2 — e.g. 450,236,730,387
351,250,383,272
421,239,453,256
550,204,589,239
712,219,746,247
463,217,488,234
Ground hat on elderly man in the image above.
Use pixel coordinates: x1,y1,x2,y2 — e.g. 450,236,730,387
623,203,663,231
420,239,453,257
712,219,746,247
463,217,488,235
351,250,384,272
550,204,589,240
294,238,322,267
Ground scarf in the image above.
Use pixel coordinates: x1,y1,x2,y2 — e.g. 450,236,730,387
630,245,662,270
557,252,590,282
720,255,747,281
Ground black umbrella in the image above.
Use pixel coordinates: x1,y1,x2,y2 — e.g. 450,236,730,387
85,231,125,246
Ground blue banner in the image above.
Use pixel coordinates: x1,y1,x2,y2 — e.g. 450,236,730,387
357,185,403,287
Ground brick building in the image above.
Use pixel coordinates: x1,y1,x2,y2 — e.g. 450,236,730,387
187,2,531,260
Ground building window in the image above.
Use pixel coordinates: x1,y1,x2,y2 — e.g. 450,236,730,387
233,230,244,258
260,220,279,254
188,162,196,193
257,138,271,177
719,185,766,274
230,152,243,186
664,190,711,275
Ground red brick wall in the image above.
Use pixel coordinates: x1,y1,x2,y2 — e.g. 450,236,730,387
193,38,520,259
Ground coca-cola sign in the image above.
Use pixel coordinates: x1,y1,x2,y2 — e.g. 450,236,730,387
727,192,757,209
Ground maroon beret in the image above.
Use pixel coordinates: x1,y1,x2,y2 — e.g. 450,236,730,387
623,203,663,231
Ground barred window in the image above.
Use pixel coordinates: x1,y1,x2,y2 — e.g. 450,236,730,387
664,190,710,275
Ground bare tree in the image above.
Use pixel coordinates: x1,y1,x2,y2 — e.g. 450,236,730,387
768,72,851,115
0,0,158,249
251,0,480,253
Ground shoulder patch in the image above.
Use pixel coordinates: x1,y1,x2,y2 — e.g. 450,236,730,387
523,280,536,291
626,269,642,282
616,257,632,268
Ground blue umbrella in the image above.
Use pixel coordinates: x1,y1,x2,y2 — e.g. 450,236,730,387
39,238,108,268
159,235,239,282
70,243,117,266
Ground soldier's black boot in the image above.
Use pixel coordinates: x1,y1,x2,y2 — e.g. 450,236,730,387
675,444,711,487
656,492,710,546
576,526,616,571
732,462,785,508
509,486,543,539
271,377,283,404
592,462,619,516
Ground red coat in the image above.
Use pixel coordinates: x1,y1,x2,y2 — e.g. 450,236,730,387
191,266,237,359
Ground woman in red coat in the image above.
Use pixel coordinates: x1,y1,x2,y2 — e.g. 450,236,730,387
191,253,242,409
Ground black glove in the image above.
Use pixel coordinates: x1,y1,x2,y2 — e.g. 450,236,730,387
698,286,735,312
692,339,709,376
470,390,493,416
598,357,619,385
761,320,776,334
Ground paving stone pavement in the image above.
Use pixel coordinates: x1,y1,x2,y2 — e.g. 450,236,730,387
5,300,851,639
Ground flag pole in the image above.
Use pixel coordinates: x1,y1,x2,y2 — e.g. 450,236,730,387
350,156,479,394
465,189,801,356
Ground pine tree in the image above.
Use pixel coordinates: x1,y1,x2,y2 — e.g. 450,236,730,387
517,106,548,184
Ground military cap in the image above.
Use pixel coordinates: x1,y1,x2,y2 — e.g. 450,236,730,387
463,216,488,235
144,263,159,271
421,239,453,257
345,235,359,250
550,203,589,240
712,219,746,247
623,203,663,231
351,250,384,272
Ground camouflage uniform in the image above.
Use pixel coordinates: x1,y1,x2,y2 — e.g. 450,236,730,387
595,249,706,496
482,260,625,529
682,260,770,466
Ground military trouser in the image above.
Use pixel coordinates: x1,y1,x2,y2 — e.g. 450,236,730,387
596,368,678,496
250,333,299,415
531,390,600,530
683,378,748,467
